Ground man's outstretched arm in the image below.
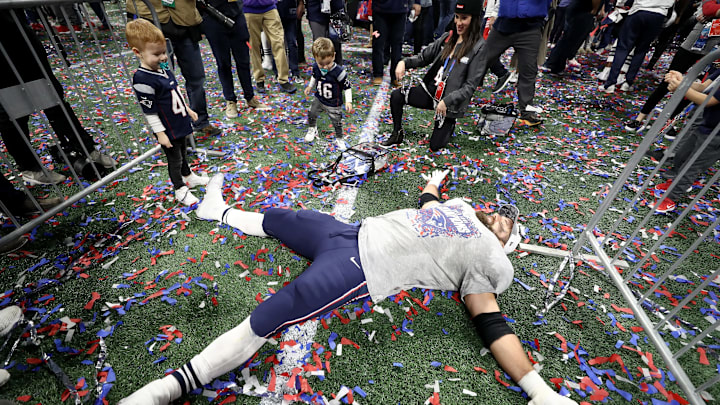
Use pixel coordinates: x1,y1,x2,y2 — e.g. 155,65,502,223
419,169,449,209
464,293,577,405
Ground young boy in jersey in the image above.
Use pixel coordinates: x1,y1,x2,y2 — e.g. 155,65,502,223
126,19,209,206
303,37,353,150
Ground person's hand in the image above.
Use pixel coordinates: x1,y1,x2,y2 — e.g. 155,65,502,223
187,107,198,122
488,16,496,29
422,169,450,188
665,70,683,82
667,77,682,92
435,100,447,117
528,391,577,405
395,60,406,81
157,132,172,148
297,1,305,19
345,102,354,114
304,85,312,96
412,3,421,17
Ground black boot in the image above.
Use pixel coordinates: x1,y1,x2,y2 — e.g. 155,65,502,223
381,129,404,147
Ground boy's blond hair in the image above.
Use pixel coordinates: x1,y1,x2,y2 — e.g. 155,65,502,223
126,19,165,50
312,37,335,60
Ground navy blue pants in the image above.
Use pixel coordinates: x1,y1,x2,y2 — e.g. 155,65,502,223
202,14,255,103
605,10,665,87
250,209,370,338
170,37,210,129
544,2,595,74
372,11,405,81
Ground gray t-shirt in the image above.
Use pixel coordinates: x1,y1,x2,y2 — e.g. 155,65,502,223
357,199,514,303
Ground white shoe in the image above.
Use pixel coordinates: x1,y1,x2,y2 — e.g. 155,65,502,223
175,186,199,206
525,105,543,114
600,84,615,94
0,369,9,387
183,172,210,188
597,67,610,82
305,127,318,142
618,73,626,85
0,306,21,337
335,138,349,151
225,100,238,119
620,82,633,92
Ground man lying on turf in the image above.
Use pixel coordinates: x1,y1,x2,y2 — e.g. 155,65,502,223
120,170,577,405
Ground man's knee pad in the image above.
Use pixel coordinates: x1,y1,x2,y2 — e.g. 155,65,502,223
471,311,514,348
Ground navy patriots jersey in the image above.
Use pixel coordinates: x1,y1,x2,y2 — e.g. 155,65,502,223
132,67,193,140
312,63,351,107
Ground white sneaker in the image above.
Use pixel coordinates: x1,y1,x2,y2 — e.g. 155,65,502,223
508,71,518,84
335,138,349,151
600,84,615,94
0,369,9,388
183,172,210,188
22,170,66,185
618,73,626,85
620,82,633,92
225,100,238,119
90,150,115,168
175,186,199,206
0,306,22,337
525,105,543,114
305,127,318,142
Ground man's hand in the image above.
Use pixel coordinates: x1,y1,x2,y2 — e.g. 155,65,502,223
345,102,354,114
422,169,450,188
157,132,173,148
187,107,198,122
395,60,406,81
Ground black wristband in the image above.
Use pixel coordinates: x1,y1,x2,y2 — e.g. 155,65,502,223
471,311,514,348
418,192,440,208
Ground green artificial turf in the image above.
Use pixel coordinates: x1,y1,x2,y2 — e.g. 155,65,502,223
0,3,718,404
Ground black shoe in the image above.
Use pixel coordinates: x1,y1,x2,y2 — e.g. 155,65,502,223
518,111,543,127
256,81,266,94
280,82,296,93
644,148,666,162
381,129,404,147
492,72,512,94
664,126,678,140
625,119,645,132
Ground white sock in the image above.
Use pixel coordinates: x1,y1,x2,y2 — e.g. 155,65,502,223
224,210,269,237
172,317,267,396
196,174,228,222
518,370,554,400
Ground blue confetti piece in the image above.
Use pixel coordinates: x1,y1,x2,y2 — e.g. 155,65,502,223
392,362,403,367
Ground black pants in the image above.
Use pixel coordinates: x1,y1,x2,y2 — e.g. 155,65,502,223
544,2,594,73
0,173,26,216
161,137,191,189
549,6,567,44
665,124,720,201
372,11,405,81
390,86,456,151
640,47,702,116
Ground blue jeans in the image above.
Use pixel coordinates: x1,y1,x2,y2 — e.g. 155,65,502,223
372,11,405,81
434,0,456,38
281,17,300,76
170,37,210,128
604,10,665,87
202,14,255,102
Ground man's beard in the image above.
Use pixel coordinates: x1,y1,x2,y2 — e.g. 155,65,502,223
476,211,493,229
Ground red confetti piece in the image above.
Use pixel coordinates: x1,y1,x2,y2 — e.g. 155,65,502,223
443,365,457,373
697,347,709,365
15,395,31,402
340,337,359,349
494,369,510,387
84,292,100,310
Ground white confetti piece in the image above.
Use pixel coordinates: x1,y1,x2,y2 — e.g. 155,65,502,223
462,389,477,396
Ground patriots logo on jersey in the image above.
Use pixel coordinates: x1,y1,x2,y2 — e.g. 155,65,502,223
139,98,153,109
410,205,479,239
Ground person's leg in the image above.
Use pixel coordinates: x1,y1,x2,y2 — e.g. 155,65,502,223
245,12,265,84
0,112,41,172
282,17,299,76
429,118,456,151
170,37,210,129
647,23,678,70
489,59,509,79
513,28,542,111
263,9,290,84
228,15,255,102
413,7,425,55
326,105,344,139
309,20,325,40
667,128,720,202
178,137,191,177
88,2,109,28
477,29,514,91
638,47,701,117
390,88,407,132
296,19,306,64
623,11,664,86
604,13,639,87
372,12,389,79
0,174,28,216
162,139,186,190
307,98,322,127
549,6,567,44
202,18,237,102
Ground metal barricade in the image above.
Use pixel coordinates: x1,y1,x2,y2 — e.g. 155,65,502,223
569,49,720,404
0,0,164,251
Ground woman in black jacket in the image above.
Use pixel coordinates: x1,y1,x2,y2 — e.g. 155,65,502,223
382,0,485,151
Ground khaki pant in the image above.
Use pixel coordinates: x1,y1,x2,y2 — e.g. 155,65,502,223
245,9,289,84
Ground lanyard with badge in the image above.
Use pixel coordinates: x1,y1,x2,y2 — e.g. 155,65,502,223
432,56,455,128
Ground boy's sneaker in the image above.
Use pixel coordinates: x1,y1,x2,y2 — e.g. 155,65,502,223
600,84,615,94
195,124,222,137
620,82,633,92
625,119,645,131
305,127,318,142
381,129,404,147
256,81,266,94
183,172,210,188
22,170,66,185
90,150,116,168
248,97,270,111
664,127,678,140
0,306,22,337
280,82,297,93
175,186,199,206
654,197,676,213
335,139,349,151
225,101,238,119
492,72,512,93
518,111,543,127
